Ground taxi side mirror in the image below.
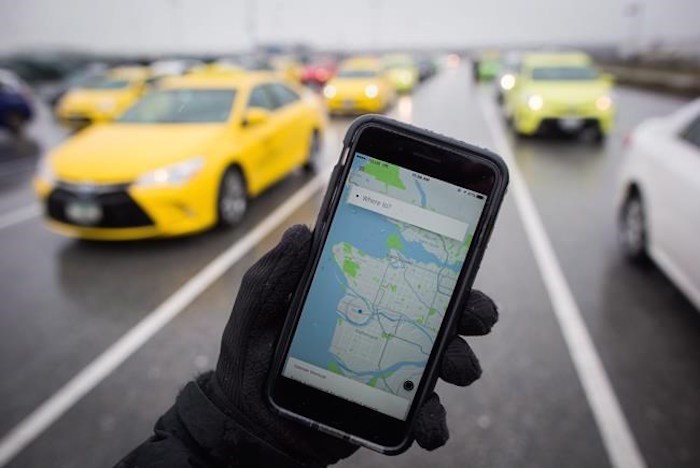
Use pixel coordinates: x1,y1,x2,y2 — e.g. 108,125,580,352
243,108,270,127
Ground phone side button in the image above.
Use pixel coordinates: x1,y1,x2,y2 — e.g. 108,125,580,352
319,164,342,223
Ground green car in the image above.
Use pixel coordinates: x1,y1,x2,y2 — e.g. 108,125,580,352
473,52,501,81
382,54,419,93
504,52,615,141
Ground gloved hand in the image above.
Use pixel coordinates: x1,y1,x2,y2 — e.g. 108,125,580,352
211,225,499,466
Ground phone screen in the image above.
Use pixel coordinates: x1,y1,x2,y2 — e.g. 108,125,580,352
282,152,488,420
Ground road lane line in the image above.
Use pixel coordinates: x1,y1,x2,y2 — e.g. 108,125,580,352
0,204,40,231
0,171,329,467
478,93,647,468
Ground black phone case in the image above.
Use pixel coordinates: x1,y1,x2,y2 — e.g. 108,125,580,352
267,114,509,454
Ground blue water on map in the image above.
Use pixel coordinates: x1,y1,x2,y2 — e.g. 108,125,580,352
414,179,427,208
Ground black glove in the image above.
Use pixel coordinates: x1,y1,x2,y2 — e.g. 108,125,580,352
211,225,498,465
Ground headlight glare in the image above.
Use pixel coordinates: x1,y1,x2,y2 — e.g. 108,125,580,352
136,156,204,187
323,85,336,98
98,98,116,112
527,94,544,111
364,84,379,98
596,95,612,111
500,74,515,90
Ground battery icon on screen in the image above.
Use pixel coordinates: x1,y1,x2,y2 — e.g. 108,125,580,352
476,194,485,199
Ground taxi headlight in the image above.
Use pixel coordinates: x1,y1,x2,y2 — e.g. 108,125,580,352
135,157,204,187
323,85,336,99
500,73,515,90
98,98,116,112
596,95,612,111
364,84,379,98
398,71,412,83
527,94,544,111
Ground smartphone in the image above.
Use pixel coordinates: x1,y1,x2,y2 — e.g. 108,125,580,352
268,115,508,454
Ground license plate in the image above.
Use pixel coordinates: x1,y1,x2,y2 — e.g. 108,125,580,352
343,99,354,109
559,117,583,131
65,200,102,225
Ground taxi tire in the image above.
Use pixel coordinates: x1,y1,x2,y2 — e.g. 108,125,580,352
217,167,247,227
303,131,321,173
580,125,604,144
618,191,649,264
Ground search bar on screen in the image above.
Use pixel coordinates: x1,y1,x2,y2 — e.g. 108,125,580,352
347,185,468,242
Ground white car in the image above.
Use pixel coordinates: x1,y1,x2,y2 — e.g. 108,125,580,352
617,98,700,310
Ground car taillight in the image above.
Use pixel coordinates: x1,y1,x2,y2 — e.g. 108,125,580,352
316,69,329,81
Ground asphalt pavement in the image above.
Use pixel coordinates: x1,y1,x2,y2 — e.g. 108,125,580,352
0,64,697,468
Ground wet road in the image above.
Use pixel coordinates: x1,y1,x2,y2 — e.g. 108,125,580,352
0,65,698,468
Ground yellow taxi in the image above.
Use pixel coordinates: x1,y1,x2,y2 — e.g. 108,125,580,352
382,54,419,93
55,66,152,128
35,74,325,240
505,52,614,141
270,55,304,83
187,62,248,77
322,59,394,114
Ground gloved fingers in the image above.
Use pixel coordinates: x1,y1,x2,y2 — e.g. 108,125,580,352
237,224,312,319
439,336,481,386
457,289,499,336
413,393,449,450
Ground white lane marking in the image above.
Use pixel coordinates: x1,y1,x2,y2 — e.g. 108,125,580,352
479,94,647,468
0,171,329,467
0,204,40,231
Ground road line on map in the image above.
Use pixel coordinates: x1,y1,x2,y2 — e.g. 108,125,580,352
0,204,40,231
478,93,647,468
0,171,329,467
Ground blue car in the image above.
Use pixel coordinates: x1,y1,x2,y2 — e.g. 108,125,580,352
0,69,33,135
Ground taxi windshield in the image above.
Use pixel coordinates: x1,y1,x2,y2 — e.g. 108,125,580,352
337,69,377,78
82,78,131,89
118,89,236,123
531,66,598,81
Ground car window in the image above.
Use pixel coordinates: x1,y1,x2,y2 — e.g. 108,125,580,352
83,78,131,90
531,66,598,81
267,83,300,108
681,115,700,149
118,89,236,123
337,69,378,78
247,85,276,110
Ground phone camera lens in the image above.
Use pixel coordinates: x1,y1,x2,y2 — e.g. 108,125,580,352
403,380,415,392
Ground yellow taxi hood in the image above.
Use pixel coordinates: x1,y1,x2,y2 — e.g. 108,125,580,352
50,124,227,183
524,80,611,102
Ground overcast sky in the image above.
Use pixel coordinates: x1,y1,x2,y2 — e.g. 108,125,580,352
1,0,698,54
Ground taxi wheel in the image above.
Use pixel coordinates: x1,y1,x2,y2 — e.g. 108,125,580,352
618,192,648,263
303,131,321,173
580,125,604,144
217,167,247,227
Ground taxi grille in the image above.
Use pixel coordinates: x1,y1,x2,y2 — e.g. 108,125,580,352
46,184,153,228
